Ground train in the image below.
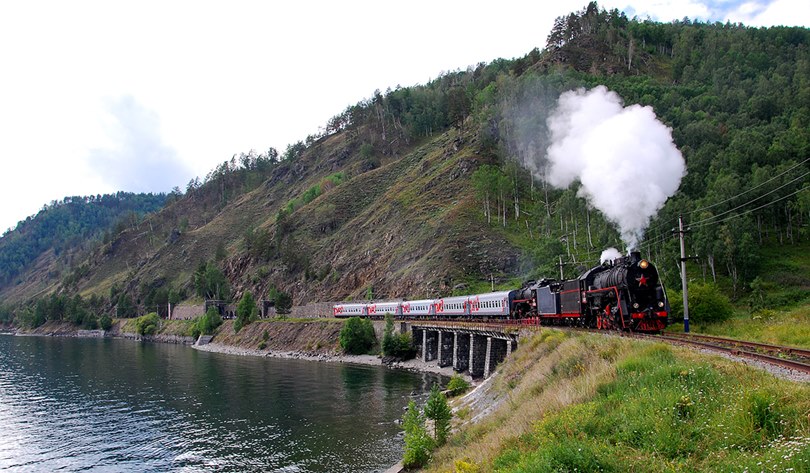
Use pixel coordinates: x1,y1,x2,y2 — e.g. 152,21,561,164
333,251,670,333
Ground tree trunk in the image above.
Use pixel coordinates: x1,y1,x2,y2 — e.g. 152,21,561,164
787,204,794,244
485,193,491,224
727,261,738,295
572,213,578,251
708,254,717,283
586,209,594,248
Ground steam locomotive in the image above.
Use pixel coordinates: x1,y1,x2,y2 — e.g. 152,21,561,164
334,251,669,333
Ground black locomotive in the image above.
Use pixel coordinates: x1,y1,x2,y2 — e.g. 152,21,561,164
511,251,669,332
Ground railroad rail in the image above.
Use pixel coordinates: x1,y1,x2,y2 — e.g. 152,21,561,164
654,332,810,374
391,317,810,374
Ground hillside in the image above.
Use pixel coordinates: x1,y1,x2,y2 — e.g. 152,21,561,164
1,2,808,325
0,193,167,295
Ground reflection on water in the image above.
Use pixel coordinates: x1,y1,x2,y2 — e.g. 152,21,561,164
0,335,442,472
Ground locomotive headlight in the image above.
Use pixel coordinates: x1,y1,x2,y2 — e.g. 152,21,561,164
639,260,649,269
633,302,639,309
658,301,665,308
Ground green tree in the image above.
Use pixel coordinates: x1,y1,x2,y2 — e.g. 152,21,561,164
234,291,257,333
0,305,12,324
339,317,376,354
424,383,453,446
99,314,113,331
192,307,223,338
116,293,135,318
402,400,434,469
135,312,160,336
381,313,415,359
193,261,231,301
269,287,292,315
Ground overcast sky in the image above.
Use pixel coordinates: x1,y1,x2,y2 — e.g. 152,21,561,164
1,0,807,233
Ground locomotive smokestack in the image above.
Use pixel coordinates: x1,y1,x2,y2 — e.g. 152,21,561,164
629,251,641,264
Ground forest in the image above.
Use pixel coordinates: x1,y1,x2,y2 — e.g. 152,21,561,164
0,192,168,286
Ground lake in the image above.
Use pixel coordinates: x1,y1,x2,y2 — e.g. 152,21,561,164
0,334,443,472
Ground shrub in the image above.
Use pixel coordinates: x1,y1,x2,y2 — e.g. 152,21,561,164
446,374,471,396
99,314,113,331
235,291,257,333
192,307,223,338
424,384,452,446
382,313,416,359
339,317,376,354
258,341,267,350
402,400,434,469
135,312,160,336
668,283,734,325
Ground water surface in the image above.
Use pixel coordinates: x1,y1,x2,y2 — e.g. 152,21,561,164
0,335,441,472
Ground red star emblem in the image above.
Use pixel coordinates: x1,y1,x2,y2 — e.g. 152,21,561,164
636,274,648,286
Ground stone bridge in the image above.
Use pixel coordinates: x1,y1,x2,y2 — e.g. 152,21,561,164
406,322,520,378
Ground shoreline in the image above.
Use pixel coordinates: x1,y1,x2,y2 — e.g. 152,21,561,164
192,340,465,379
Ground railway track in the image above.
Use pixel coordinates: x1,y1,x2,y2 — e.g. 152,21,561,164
395,317,810,374
653,332,810,374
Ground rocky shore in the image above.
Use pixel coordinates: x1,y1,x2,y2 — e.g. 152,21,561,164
192,340,462,378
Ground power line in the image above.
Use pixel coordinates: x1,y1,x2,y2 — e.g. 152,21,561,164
689,171,809,227
644,157,809,239
690,157,810,216
690,185,808,229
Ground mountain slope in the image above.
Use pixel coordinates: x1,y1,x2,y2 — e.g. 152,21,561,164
2,3,808,320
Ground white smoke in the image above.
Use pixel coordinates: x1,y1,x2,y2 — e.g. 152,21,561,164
545,86,686,250
600,247,623,265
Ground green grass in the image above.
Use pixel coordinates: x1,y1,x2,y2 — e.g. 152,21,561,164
694,305,810,349
425,331,810,472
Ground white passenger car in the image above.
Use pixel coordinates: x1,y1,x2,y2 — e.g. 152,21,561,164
401,299,436,318
333,303,368,318
434,295,470,317
367,301,402,317
468,290,512,318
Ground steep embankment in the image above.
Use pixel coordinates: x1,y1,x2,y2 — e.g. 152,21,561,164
206,319,345,353
13,318,347,356
426,329,810,472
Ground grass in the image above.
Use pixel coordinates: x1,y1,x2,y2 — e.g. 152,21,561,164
424,330,810,472
667,240,810,349
695,305,810,349
117,317,195,337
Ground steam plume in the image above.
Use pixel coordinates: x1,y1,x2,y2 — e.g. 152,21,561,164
600,248,622,265
544,86,685,250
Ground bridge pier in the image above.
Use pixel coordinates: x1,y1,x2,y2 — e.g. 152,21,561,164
413,327,423,358
453,332,470,373
409,322,518,379
438,331,454,367
469,334,487,378
422,330,438,362
484,337,509,378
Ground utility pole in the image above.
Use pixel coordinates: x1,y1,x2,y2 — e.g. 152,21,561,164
557,255,569,280
675,215,691,333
